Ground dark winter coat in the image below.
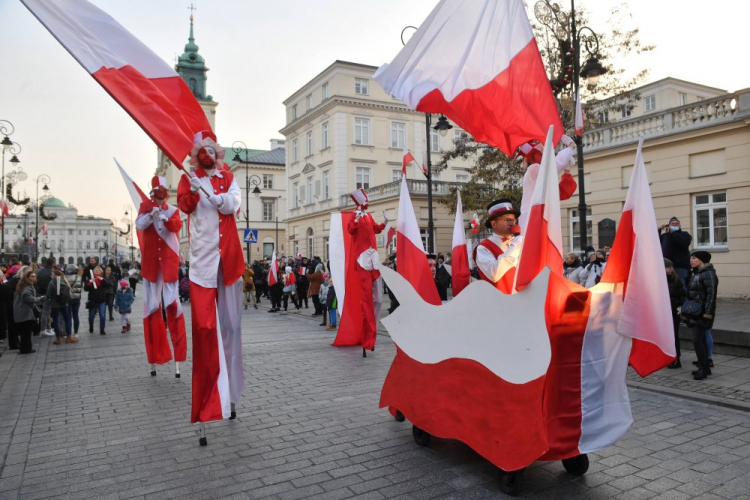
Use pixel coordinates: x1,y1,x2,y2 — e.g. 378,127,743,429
114,288,135,313
666,271,686,311
659,229,692,270
36,265,53,295
84,277,107,305
325,284,337,309
685,263,718,328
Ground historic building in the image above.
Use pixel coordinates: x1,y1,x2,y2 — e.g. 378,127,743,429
279,60,474,262
567,81,750,298
1,196,129,265
155,14,286,261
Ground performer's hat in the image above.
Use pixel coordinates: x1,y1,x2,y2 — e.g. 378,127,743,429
350,188,369,209
189,130,225,167
515,140,543,165
150,176,169,197
485,199,520,228
426,253,437,260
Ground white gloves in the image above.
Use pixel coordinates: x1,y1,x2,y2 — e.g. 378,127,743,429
158,214,168,222
208,194,224,208
382,210,390,223
150,207,160,219
354,210,365,221
189,176,202,193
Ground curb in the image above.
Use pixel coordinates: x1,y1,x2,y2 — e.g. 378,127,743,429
627,380,750,413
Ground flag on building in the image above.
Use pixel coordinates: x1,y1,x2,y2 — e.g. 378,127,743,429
601,139,676,376
575,91,584,137
451,191,471,297
374,0,563,155
402,149,417,176
0,200,9,217
22,0,213,170
41,223,48,237
515,126,564,291
396,176,441,305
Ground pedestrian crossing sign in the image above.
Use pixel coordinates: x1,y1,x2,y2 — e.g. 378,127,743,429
243,229,258,243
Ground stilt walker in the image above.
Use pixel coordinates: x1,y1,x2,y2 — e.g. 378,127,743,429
177,132,245,446
135,176,188,378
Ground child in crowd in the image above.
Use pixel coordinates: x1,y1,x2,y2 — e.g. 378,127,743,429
325,276,337,331
318,273,330,327
114,280,135,333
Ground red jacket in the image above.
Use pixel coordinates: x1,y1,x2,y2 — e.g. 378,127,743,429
136,200,182,283
346,213,385,258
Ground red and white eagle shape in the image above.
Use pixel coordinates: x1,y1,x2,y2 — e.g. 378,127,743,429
378,266,633,473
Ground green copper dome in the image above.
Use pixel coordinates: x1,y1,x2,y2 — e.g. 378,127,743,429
43,197,66,208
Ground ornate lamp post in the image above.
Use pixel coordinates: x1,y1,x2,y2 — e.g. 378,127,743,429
534,0,607,254
232,141,263,263
33,174,51,262
123,205,134,262
1,120,21,251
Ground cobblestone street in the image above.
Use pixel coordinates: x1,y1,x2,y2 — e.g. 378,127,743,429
2,301,750,499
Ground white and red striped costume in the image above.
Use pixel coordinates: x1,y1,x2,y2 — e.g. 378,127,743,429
177,162,245,424
135,190,187,367
474,201,523,294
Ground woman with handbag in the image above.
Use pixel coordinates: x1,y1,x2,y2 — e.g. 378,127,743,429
682,251,718,380
14,269,42,354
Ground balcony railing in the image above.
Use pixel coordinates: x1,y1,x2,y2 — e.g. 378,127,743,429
338,179,463,209
583,90,750,153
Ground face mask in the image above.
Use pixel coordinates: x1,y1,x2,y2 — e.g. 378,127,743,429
670,225,680,231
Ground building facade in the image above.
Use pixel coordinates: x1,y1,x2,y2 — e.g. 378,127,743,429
1,196,129,265
279,60,474,262
566,82,750,298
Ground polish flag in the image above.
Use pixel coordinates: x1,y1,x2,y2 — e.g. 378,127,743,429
0,200,9,217
41,224,48,237
115,158,149,250
384,223,396,250
575,91,585,137
420,160,428,178
402,149,417,176
515,126,564,291
601,139,675,376
450,191,471,297
374,0,563,156
396,177,441,305
22,0,213,170
268,251,279,286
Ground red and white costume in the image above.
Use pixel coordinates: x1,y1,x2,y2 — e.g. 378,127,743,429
475,201,523,294
135,176,187,369
177,136,245,424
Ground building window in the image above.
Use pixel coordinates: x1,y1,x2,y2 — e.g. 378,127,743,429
597,110,609,123
68,229,73,235
292,139,298,162
355,78,369,95
86,241,91,249
694,192,728,248
292,104,298,120
293,181,299,208
354,118,370,145
306,131,313,156
678,93,687,106
78,230,81,235
306,176,313,204
620,107,632,118
355,167,371,190
322,82,329,100
321,122,329,149
323,170,330,199
87,230,91,235
456,174,469,183
323,236,329,262
419,228,433,251
391,122,406,149
570,208,592,252
262,174,273,189
429,129,440,152
454,129,467,141
263,200,274,221
78,241,82,249
306,94,312,111
644,95,656,112
392,169,401,182
307,228,315,256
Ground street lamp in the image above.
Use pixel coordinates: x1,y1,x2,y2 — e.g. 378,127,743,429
123,205,134,262
534,0,608,255
1,120,20,251
232,140,263,263
33,174,51,263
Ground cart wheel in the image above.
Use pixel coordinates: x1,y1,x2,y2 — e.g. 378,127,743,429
561,453,589,476
497,468,524,496
394,411,405,422
412,425,431,447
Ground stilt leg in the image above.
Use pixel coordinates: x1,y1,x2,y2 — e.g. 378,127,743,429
150,364,156,377
229,402,236,420
198,423,207,446
363,348,367,358
175,361,181,379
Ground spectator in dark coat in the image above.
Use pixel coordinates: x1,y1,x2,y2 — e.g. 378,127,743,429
665,258,687,369
659,217,692,288
427,254,448,301
14,269,41,354
683,251,718,380
325,277,338,331
84,266,108,335
36,257,55,336
296,257,310,309
307,263,325,316
435,254,452,292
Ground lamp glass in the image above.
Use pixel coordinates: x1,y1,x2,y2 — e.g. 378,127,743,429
587,73,601,86
10,156,19,165
1,137,11,150
439,128,448,137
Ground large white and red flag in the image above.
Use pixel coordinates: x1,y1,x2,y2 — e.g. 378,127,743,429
515,125,564,290
384,223,396,250
402,149,417,176
374,0,563,155
601,139,675,376
268,251,279,287
575,91,585,137
451,191,471,297
115,158,149,249
22,0,213,169
396,176,441,305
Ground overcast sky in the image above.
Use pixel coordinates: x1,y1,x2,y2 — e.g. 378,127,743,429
0,0,747,226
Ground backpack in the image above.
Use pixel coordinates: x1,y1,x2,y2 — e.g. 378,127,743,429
57,282,72,306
